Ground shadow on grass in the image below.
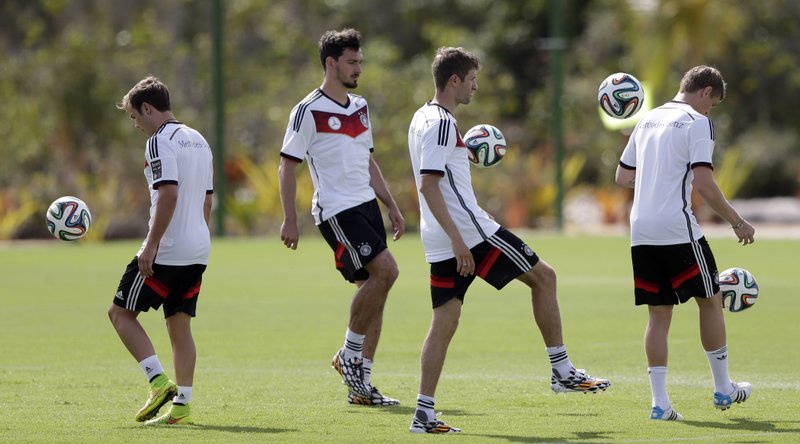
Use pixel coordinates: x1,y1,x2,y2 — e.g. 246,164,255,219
343,406,476,417
186,424,298,434
471,430,617,443
683,417,800,434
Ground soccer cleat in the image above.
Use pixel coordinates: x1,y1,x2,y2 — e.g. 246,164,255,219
409,411,460,434
551,368,611,394
714,381,752,410
650,405,684,421
347,386,400,406
135,374,178,422
331,349,371,398
144,404,191,425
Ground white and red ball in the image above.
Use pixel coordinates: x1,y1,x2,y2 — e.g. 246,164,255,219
598,72,645,119
46,196,92,241
464,124,507,168
719,267,758,312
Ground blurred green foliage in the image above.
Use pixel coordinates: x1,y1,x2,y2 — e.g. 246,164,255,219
1,0,798,239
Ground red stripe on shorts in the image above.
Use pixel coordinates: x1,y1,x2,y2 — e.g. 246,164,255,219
182,282,202,300
335,243,345,268
430,275,455,289
634,277,659,294
476,247,501,278
144,277,170,298
671,264,700,289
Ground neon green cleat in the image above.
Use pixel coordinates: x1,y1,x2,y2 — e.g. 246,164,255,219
135,374,178,422
144,404,192,425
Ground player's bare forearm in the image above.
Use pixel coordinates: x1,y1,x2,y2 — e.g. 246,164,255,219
615,165,636,189
369,156,405,240
279,157,300,249
693,166,755,245
146,184,178,249
420,174,474,276
203,194,213,227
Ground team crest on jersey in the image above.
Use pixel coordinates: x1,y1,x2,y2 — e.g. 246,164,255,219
150,159,163,180
523,245,534,256
328,116,342,130
358,243,372,257
359,111,369,128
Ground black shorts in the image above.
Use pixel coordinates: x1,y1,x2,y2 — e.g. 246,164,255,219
318,199,388,283
429,228,540,308
114,257,206,318
631,237,719,306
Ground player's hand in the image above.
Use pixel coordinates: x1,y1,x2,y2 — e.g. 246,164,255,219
281,220,300,250
389,207,406,241
453,240,474,277
733,220,755,245
138,245,157,277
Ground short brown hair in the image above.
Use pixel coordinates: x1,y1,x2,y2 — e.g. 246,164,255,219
118,76,171,113
431,47,481,91
319,28,362,70
679,65,726,101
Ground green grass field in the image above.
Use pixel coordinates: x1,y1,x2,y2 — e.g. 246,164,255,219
1,234,798,443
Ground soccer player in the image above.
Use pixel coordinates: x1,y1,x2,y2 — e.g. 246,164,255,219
109,76,213,425
615,65,755,421
279,28,404,406
406,47,610,434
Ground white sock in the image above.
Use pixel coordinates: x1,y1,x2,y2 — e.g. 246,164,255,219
174,386,192,405
363,358,373,386
138,355,164,383
546,345,574,378
706,345,734,394
415,394,436,422
648,366,670,409
342,328,365,360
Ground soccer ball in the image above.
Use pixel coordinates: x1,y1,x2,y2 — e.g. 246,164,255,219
719,267,758,312
464,124,507,168
598,72,645,119
46,196,92,241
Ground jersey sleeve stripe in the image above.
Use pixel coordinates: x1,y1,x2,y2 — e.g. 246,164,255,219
708,119,715,141
436,107,450,146
148,135,158,159
291,90,323,132
280,152,303,163
619,161,635,170
420,169,444,176
153,179,177,190
690,162,713,170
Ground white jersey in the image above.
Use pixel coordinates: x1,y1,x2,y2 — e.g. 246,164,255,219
140,121,213,265
408,102,500,263
280,89,376,224
619,101,716,246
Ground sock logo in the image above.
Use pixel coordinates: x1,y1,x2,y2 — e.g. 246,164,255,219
178,394,185,399
145,366,153,373
716,354,727,361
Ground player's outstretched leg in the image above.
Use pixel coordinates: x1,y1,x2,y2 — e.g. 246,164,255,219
135,374,178,422
714,381,752,410
650,405,684,421
551,367,611,394
144,403,191,425
331,349,371,398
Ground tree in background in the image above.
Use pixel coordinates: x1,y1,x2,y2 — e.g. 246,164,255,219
1,0,799,239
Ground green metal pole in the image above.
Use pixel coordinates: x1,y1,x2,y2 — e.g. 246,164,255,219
212,0,226,236
549,0,565,232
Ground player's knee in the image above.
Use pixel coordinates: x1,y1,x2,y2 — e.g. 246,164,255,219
528,260,557,288
108,304,128,327
371,253,399,287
